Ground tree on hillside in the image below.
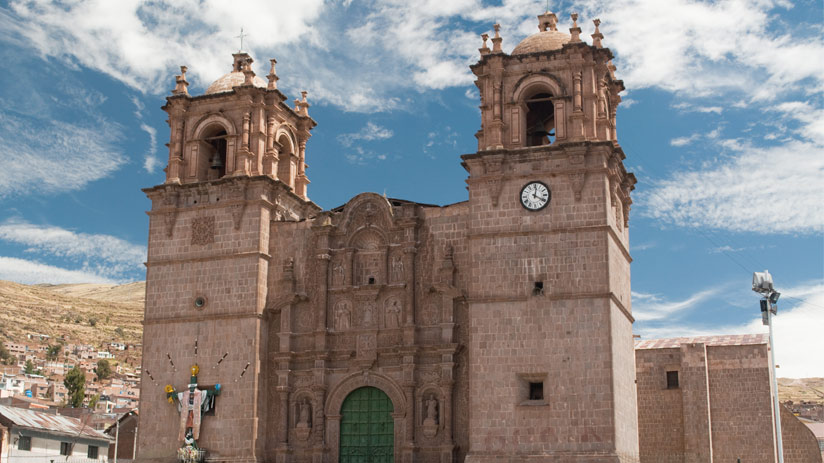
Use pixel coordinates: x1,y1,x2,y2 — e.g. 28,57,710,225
46,344,61,360
24,360,36,374
95,359,112,381
64,367,86,408
88,393,100,410
0,343,11,363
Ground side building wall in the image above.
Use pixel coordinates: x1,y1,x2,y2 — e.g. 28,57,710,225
636,339,823,463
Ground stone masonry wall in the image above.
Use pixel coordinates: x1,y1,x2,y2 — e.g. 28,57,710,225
635,347,686,463
707,344,774,462
781,404,824,463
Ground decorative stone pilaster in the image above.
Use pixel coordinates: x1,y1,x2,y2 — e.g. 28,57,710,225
402,246,416,345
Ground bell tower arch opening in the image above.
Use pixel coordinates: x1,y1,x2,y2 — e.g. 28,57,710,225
277,132,295,190
524,91,555,146
199,124,228,181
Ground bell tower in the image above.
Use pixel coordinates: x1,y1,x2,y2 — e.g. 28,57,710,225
463,11,638,463
138,53,320,460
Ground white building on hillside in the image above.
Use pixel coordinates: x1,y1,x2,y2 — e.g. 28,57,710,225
0,404,111,462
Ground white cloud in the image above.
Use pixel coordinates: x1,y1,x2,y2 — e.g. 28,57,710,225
0,219,146,280
0,112,127,198
635,282,824,378
0,257,118,284
338,122,394,147
581,0,824,102
140,123,159,173
670,133,700,147
5,0,822,114
642,128,824,234
632,287,721,322
343,146,390,165
631,241,656,252
773,101,824,145
6,0,326,93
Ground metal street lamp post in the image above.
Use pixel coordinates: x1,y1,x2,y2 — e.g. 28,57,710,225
752,270,783,463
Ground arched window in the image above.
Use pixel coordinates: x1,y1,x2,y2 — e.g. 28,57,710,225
277,133,295,189
525,92,555,146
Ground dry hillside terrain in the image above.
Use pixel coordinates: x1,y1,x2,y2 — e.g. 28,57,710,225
0,280,144,347
778,377,824,404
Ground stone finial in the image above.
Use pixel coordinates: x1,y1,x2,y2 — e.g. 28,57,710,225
491,23,503,53
569,12,582,42
267,58,279,90
479,33,490,55
538,11,558,32
172,65,189,96
591,19,604,48
242,58,256,86
300,90,309,117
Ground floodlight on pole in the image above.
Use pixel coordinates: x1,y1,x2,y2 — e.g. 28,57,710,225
752,270,783,463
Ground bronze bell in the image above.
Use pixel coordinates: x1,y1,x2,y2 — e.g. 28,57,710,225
209,154,224,170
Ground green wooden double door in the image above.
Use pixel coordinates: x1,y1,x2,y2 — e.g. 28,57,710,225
340,386,394,463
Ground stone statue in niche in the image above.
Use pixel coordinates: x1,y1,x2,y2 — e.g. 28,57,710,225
391,255,404,282
297,398,311,427
385,298,401,328
333,261,345,286
295,397,311,440
361,301,375,327
334,300,351,331
422,394,439,438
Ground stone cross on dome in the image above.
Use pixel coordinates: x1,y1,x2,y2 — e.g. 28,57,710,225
235,27,248,52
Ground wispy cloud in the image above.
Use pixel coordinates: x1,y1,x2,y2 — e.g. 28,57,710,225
581,0,824,102
131,96,161,173
635,281,824,377
344,146,388,165
0,112,126,198
0,257,119,285
0,219,146,282
338,122,394,147
670,133,700,147
632,287,722,322
7,0,821,114
641,136,824,234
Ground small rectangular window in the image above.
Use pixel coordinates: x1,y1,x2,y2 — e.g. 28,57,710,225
60,442,72,455
18,435,31,451
88,445,99,459
666,370,679,389
529,382,544,401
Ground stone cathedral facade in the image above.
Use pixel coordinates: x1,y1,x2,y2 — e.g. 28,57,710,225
138,10,638,463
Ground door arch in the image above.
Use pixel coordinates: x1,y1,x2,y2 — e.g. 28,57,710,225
339,386,394,463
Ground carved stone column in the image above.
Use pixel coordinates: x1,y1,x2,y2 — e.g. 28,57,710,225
166,118,184,183
295,140,309,199
235,113,252,176
571,71,585,140
263,115,280,178
402,246,416,345
315,252,330,351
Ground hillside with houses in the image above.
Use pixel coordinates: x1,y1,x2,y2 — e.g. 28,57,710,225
0,281,143,420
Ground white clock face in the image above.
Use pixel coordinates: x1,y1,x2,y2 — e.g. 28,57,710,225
520,181,550,211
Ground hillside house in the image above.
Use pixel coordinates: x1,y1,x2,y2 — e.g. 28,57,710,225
0,404,111,462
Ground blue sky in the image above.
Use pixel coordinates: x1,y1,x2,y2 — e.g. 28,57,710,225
0,0,821,377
